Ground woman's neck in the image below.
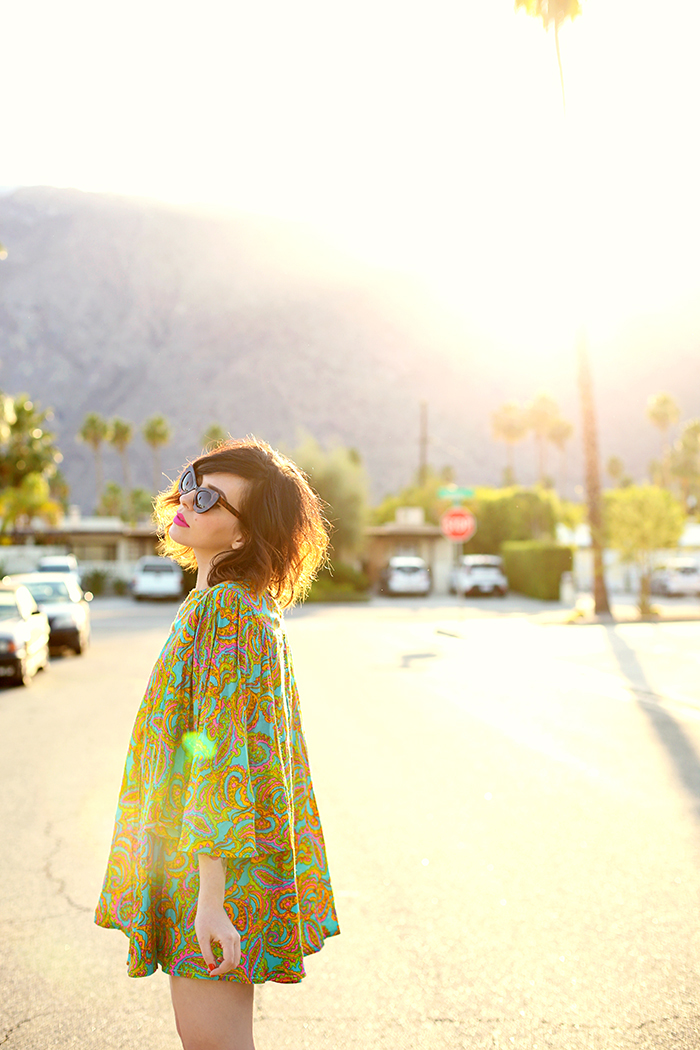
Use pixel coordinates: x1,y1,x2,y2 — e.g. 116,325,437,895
193,551,214,590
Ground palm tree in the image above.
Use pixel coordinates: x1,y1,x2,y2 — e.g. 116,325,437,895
669,419,700,504
491,401,528,484
97,481,124,518
109,418,133,489
526,393,560,484
201,423,228,451
516,0,610,615
549,417,574,495
143,415,171,493
646,393,680,487
515,0,582,108
78,412,109,506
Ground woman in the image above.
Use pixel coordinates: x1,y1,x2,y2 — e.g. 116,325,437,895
95,438,339,1050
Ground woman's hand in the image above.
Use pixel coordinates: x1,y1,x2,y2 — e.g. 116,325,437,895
196,853,240,976
194,901,241,976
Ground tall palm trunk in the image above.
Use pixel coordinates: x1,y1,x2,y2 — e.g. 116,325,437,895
93,448,103,506
120,451,131,491
152,448,161,495
554,20,566,109
577,332,610,615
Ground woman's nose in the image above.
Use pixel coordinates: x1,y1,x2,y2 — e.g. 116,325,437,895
180,490,195,508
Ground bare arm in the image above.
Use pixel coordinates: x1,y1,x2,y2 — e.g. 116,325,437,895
195,854,241,975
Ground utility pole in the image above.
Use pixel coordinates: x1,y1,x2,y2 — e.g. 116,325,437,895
418,401,428,485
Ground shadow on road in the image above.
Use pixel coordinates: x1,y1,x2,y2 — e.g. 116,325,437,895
605,625,700,821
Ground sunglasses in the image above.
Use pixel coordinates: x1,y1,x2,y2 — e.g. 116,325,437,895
178,465,242,519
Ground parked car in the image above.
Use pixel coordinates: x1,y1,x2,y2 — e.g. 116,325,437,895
10,573,91,654
131,556,184,600
36,554,82,586
379,556,431,597
450,555,508,597
0,583,50,685
650,558,700,597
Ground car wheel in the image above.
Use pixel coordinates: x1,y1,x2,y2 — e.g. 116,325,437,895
12,658,31,687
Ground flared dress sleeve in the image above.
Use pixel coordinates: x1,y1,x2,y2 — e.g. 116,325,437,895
176,583,293,859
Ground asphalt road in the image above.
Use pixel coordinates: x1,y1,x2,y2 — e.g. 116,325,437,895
1,595,700,1049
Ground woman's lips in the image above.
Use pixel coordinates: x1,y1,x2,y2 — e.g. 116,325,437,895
173,511,190,528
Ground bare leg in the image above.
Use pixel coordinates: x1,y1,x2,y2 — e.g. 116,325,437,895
170,975,255,1050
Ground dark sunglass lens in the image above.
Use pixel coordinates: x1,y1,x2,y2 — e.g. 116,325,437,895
180,467,196,493
194,489,217,511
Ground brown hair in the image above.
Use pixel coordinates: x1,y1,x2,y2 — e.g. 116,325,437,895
154,437,329,606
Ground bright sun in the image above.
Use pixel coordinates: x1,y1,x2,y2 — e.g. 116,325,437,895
3,0,700,361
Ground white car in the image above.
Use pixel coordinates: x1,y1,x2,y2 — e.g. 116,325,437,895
11,573,91,654
380,556,431,597
131,556,184,600
450,555,508,597
0,583,50,685
36,554,82,585
650,559,700,597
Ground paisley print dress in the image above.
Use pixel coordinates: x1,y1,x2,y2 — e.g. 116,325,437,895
95,581,339,983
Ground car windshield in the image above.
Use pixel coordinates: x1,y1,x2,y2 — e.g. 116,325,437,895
0,593,19,620
23,581,72,603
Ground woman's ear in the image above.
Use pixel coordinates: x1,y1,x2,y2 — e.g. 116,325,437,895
231,533,245,551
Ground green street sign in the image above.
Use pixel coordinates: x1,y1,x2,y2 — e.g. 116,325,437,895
438,486,475,501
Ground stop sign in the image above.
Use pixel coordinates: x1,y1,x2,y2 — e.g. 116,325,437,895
440,507,477,542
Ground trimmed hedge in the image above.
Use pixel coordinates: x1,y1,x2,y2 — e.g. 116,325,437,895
501,541,573,601
306,563,370,603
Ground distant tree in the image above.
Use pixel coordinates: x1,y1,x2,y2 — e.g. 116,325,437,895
143,415,171,493
79,412,109,503
97,482,124,517
461,487,560,555
372,467,448,526
125,487,154,525
201,423,228,451
548,417,574,495
605,485,685,615
0,393,63,489
109,418,133,489
491,401,528,484
49,469,71,511
290,436,369,562
646,393,681,487
606,455,633,488
0,473,62,535
669,420,700,505
526,393,560,484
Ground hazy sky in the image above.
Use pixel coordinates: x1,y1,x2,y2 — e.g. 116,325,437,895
4,0,700,357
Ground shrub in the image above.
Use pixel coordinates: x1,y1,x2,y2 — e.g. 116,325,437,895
305,563,369,603
112,577,129,596
501,541,573,601
81,568,109,596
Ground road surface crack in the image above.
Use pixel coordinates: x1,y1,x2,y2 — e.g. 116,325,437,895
43,822,91,914
0,1014,50,1045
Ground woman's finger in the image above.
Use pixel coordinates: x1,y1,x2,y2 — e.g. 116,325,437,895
196,931,217,971
209,931,240,975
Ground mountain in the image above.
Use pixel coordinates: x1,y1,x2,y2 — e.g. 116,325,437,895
0,186,698,509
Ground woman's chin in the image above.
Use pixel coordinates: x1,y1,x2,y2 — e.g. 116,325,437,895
169,522,192,545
